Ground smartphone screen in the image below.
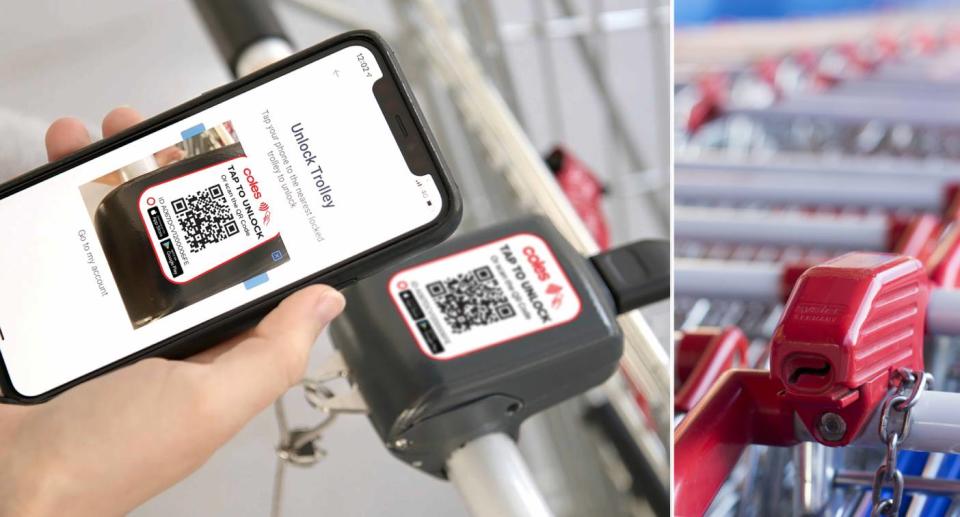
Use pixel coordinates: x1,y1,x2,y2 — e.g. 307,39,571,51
0,42,445,397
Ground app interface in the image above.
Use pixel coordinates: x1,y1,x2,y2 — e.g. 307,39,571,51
0,45,442,396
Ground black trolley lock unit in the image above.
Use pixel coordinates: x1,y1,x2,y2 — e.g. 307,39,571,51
329,215,667,477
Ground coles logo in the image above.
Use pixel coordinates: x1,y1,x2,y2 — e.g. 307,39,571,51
243,168,263,199
524,246,564,309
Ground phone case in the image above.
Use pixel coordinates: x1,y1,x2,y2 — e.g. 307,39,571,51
0,30,462,403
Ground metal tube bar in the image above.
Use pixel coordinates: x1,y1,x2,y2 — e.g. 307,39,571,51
236,38,296,77
834,470,960,496
676,157,960,184
675,175,943,210
283,0,374,31
447,433,554,517
784,393,960,506
677,262,960,335
927,288,960,336
556,0,649,173
499,7,663,41
793,442,831,516
675,207,889,249
191,0,292,77
729,94,960,126
674,259,783,302
533,0,566,143
831,78,960,100
457,0,526,126
853,390,960,453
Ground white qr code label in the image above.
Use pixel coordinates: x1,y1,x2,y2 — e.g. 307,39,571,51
138,156,279,284
388,233,582,360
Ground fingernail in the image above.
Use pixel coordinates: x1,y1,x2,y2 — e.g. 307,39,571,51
315,288,346,322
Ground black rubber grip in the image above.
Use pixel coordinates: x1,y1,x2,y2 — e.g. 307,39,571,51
590,239,670,314
191,0,291,77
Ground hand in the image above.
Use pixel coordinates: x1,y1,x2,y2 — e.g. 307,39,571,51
0,107,346,516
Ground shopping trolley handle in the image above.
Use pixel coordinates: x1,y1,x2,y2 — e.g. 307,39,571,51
674,326,749,413
676,221,960,303
191,0,293,78
783,213,946,293
674,369,796,517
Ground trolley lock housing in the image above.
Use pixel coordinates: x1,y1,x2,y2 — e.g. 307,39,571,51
328,215,668,476
675,252,941,516
771,253,929,446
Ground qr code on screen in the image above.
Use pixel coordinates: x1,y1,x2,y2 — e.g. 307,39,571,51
171,184,240,253
426,266,516,334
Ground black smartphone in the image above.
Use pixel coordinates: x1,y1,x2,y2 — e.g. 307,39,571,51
0,31,461,403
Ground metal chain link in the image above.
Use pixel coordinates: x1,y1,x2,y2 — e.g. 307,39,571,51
871,368,933,516
270,380,339,517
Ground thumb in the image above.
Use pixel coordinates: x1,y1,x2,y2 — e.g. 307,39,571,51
249,284,346,387
199,285,345,429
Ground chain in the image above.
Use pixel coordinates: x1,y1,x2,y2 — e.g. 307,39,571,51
871,368,933,516
270,380,339,517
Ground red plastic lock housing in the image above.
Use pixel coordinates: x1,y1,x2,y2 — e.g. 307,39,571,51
928,225,960,288
770,253,929,445
545,146,611,250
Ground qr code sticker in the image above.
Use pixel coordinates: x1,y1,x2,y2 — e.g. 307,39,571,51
427,265,516,334
172,184,240,253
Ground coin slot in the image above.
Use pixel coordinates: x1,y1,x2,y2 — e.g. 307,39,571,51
785,354,833,392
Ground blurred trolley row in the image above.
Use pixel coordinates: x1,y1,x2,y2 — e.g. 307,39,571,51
193,1,670,516
675,11,960,517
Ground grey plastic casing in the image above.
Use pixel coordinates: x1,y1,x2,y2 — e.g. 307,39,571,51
329,216,623,477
